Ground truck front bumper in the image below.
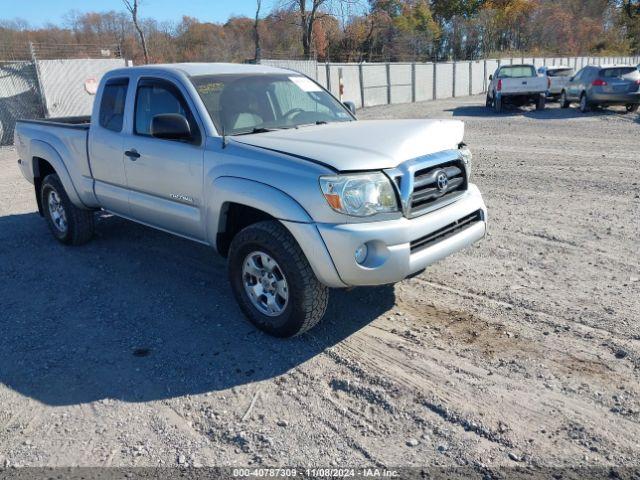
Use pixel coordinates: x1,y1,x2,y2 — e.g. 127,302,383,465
315,184,487,287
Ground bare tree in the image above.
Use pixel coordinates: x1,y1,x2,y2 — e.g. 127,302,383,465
254,0,262,62
280,0,328,58
282,0,363,58
122,0,149,63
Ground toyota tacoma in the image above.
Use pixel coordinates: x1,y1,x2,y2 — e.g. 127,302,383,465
15,63,487,337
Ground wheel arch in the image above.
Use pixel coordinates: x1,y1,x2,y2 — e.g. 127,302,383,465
30,140,85,214
208,176,313,256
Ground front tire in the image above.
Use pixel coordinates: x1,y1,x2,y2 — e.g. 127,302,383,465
228,220,329,337
536,94,546,110
41,174,94,245
560,91,570,108
625,104,639,113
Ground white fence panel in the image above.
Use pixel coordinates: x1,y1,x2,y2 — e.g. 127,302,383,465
471,61,484,94
533,57,545,69
316,65,327,88
389,63,412,104
38,58,125,117
362,64,388,107
522,57,534,65
435,62,454,99
261,59,318,80
414,63,433,101
328,65,340,97
454,62,470,97
339,64,362,107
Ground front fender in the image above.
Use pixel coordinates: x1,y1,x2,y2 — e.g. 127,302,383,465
206,176,346,288
206,176,313,245
30,139,86,208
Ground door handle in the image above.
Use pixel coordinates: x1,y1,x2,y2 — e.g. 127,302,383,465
125,149,140,160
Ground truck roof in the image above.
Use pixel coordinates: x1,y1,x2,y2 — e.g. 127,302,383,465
109,62,293,78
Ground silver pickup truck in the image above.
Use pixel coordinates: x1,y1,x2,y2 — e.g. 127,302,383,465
15,63,487,337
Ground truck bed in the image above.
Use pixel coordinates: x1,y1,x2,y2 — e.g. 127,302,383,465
15,115,98,210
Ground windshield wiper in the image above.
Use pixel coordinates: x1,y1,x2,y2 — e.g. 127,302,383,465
295,120,331,128
233,126,299,136
233,127,277,136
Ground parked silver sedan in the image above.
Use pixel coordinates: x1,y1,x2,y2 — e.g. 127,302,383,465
560,65,640,113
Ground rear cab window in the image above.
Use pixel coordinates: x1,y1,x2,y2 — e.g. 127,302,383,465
498,66,536,78
99,78,129,132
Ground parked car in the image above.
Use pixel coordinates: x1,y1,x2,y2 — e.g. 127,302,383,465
486,64,548,113
14,63,487,337
560,64,640,113
537,65,574,100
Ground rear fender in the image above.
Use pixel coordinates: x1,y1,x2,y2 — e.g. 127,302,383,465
31,140,86,209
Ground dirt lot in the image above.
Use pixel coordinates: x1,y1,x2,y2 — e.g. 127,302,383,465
0,96,639,474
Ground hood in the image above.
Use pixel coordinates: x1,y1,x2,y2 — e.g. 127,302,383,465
232,119,464,171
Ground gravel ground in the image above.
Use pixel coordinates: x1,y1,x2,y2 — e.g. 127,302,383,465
0,96,639,474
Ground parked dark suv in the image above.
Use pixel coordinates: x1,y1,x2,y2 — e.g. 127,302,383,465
560,65,640,113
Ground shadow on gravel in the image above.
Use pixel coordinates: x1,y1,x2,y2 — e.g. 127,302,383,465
447,104,628,119
0,212,395,406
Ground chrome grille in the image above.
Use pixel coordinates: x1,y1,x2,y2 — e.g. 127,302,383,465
385,150,469,219
411,160,467,214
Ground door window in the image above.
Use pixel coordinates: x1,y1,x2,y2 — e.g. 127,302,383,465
99,78,129,132
134,79,201,143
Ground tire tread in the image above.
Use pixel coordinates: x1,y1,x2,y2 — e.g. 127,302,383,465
228,220,328,337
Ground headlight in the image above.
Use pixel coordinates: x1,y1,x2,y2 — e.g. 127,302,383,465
459,145,472,180
319,172,398,216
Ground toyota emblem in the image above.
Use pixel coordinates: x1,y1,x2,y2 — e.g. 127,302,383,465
436,171,449,191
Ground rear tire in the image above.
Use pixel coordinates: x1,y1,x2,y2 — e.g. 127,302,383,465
485,94,492,108
41,174,94,245
493,95,502,114
625,104,639,113
579,93,590,113
228,220,329,337
560,91,570,108
536,94,546,110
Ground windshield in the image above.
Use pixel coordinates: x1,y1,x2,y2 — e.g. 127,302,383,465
547,68,573,77
191,73,353,135
498,66,536,78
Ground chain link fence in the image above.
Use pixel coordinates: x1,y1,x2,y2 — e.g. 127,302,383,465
263,55,640,109
0,43,124,146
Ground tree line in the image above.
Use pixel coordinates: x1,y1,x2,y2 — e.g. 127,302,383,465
0,0,639,64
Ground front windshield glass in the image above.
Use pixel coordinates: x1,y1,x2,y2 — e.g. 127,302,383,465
191,73,353,135
498,66,536,78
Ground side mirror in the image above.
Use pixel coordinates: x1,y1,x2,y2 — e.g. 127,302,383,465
488,74,493,81
151,113,191,141
343,101,356,115
569,76,575,82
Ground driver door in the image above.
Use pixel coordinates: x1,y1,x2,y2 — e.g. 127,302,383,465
122,77,206,241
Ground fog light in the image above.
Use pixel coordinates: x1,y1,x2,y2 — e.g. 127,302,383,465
355,243,368,265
